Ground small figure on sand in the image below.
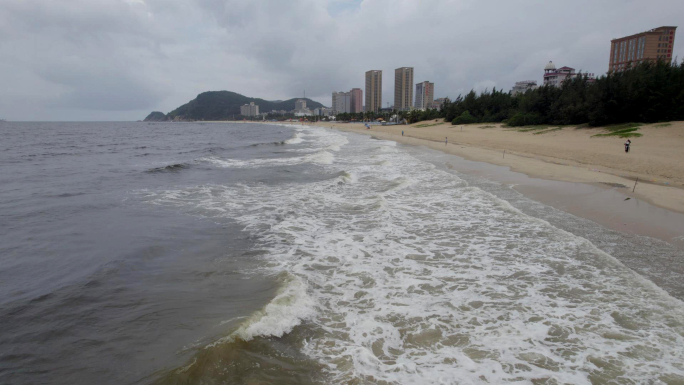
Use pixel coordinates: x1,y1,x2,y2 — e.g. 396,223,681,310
402,131,404,136
624,139,631,153
445,137,448,145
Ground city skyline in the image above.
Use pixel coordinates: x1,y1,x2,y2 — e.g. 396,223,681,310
0,0,682,120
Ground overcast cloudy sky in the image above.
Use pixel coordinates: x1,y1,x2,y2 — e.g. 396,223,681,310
1,0,682,121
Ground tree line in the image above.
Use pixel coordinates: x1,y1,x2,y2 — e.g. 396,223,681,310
442,60,684,127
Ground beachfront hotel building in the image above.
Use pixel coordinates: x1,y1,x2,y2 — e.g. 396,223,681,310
332,91,351,114
293,99,312,116
511,80,538,95
365,70,383,113
394,67,414,111
609,26,677,72
350,88,363,113
240,102,259,117
414,81,434,110
314,107,333,117
429,98,447,111
543,61,595,87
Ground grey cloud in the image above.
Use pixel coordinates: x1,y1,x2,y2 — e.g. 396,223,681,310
0,0,682,120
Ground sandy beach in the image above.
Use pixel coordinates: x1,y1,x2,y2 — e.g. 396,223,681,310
280,119,684,250
312,120,684,214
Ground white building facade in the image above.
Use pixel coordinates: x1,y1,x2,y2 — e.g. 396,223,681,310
240,102,259,117
414,81,435,110
332,91,351,114
295,99,307,111
511,80,538,95
543,61,596,87
314,107,334,116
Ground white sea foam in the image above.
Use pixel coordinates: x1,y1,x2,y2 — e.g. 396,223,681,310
198,150,334,169
285,132,304,144
141,127,684,383
285,128,350,153
307,151,334,165
338,171,357,184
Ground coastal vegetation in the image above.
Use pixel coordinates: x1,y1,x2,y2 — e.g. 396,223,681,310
441,60,684,127
533,127,563,135
591,123,643,138
414,123,442,128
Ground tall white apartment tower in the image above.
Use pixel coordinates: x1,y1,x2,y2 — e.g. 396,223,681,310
365,70,382,113
414,81,434,110
394,67,414,111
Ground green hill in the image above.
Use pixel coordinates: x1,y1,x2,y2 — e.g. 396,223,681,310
143,111,168,122
144,91,326,121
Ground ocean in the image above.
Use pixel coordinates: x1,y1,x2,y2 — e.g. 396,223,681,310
1,121,683,384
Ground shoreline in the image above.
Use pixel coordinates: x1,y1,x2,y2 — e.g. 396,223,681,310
313,121,684,213
308,121,684,249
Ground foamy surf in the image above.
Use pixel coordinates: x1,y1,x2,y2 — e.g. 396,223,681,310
141,127,684,384
338,171,357,184
198,150,334,168
285,132,304,144
210,273,315,346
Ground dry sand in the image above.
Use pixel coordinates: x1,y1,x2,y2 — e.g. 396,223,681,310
312,120,684,214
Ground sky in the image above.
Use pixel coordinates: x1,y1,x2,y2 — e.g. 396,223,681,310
1,0,683,121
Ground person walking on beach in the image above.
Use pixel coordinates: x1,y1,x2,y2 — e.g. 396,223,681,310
445,137,448,145
402,131,404,136
624,139,631,153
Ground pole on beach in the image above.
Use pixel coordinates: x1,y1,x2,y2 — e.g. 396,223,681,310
633,177,639,192
503,150,505,159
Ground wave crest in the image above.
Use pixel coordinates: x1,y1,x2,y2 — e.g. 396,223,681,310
211,273,315,345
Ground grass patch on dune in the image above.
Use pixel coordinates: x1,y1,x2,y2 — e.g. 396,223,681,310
515,125,555,132
592,122,642,138
604,122,641,132
534,127,563,135
593,127,643,138
414,123,443,128
654,123,672,128
480,125,496,129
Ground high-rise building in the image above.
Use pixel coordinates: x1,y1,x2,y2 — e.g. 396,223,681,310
394,67,414,111
240,102,259,117
609,26,677,72
295,99,307,111
414,81,434,110
365,70,382,113
332,91,351,114
350,88,363,113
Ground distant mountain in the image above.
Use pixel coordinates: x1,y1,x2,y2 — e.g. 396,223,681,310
143,111,168,122
143,91,326,122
